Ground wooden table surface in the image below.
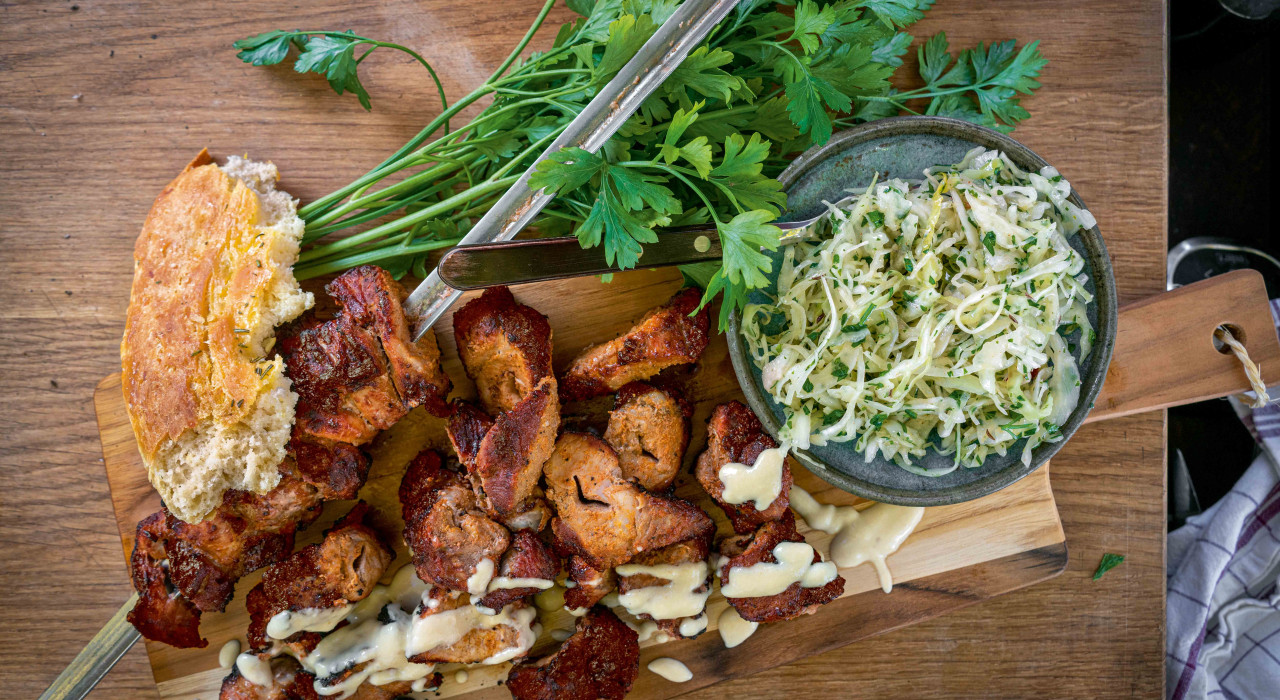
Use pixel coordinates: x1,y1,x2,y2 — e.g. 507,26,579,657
0,1,1167,698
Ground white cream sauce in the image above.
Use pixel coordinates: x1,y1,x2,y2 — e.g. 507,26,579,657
466,558,496,598
717,445,788,510
648,657,693,683
626,619,671,644
251,564,538,698
488,577,555,591
266,604,355,640
678,613,708,637
219,639,241,669
454,669,469,684
717,607,758,648
235,652,274,687
789,485,924,593
614,561,710,621
719,542,838,598
406,598,538,663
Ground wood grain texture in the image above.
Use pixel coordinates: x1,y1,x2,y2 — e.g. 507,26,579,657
0,0,1167,698
92,267,1068,697
1089,270,1280,422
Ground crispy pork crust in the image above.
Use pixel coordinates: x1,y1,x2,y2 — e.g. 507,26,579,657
452,286,554,416
604,382,692,492
718,511,845,623
327,267,451,415
506,607,640,700
559,287,709,401
477,531,560,612
245,503,392,653
562,555,615,611
399,450,510,593
448,286,559,529
696,401,792,534
448,380,558,530
280,266,450,446
545,432,714,570
128,457,330,648
127,512,207,649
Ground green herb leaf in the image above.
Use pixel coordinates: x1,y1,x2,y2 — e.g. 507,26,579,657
718,209,781,289
233,30,297,66
857,0,935,29
982,230,997,254
1092,553,1125,581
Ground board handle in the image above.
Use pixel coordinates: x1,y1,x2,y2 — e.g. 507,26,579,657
1087,269,1280,423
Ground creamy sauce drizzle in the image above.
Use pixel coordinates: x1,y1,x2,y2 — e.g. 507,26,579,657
717,607,758,648
454,669,469,684
406,597,538,662
717,445,788,510
615,561,710,621
246,564,537,698
627,619,671,644
235,652,274,687
648,658,693,683
466,558,495,598
719,541,838,597
488,577,555,591
789,485,924,593
678,613,708,637
267,604,355,640
219,639,241,669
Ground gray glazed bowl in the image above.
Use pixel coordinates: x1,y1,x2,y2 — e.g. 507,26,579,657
726,116,1118,506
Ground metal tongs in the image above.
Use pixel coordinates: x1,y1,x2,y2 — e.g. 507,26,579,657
41,2,740,698
406,0,743,339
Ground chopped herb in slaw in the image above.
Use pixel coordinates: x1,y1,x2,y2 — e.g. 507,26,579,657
742,147,1096,476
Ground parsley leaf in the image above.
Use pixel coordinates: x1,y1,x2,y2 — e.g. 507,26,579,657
718,210,781,289
1092,553,1125,581
857,0,935,29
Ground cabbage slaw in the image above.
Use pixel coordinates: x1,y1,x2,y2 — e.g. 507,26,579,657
742,147,1096,476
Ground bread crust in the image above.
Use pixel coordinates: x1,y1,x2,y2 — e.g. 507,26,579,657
122,149,312,522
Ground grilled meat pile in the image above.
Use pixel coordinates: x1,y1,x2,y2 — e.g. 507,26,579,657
127,276,851,700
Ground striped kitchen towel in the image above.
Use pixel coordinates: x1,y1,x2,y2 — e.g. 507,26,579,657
1166,299,1280,700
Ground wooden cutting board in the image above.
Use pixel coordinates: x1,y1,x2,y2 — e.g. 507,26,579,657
95,267,1070,699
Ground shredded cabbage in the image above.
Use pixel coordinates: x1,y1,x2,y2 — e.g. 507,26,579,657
742,147,1096,475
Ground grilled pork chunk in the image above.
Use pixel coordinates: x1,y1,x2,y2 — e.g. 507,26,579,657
718,511,845,623
452,286,554,416
604,382,692,492
477,530,559,612
281,266,450,445
696,400,792,534
507,607,640,700
544,432,713,570
448,287,559,530
399,450,509,594
559,287,708,401
562,555,615,612
128,456,328,648
616,534,713,639
406,588,537,664
245,503,392,655
218,654,437,700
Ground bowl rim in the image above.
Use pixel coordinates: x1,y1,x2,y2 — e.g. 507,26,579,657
725,115,1119,506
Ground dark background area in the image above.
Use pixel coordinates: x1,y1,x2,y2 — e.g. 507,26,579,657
1169,1,1277,520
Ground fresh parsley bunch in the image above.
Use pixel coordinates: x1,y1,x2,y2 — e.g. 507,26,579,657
235,0,1047,328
